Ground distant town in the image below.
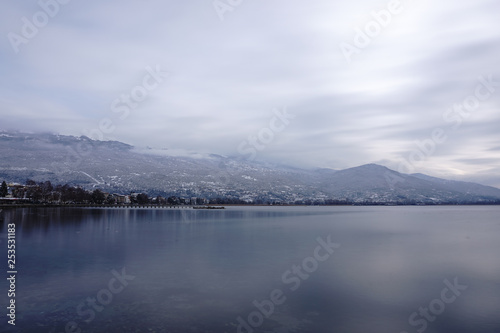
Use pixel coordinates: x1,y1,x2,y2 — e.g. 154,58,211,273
0,179,350,206
1,179,499,207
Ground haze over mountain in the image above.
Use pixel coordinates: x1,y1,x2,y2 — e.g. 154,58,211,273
1,131,499,204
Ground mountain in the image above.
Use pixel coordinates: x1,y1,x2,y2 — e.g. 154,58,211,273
1,131,500,204
319,164,500,203
410,173,500,199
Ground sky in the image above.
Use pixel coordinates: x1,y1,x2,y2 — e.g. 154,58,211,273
1,0,500,186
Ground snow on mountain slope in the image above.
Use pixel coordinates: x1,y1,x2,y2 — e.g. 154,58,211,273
1,131,499,203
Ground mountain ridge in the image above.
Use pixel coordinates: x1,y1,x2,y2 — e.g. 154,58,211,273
1,131,499,204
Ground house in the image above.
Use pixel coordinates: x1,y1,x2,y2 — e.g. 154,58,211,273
113,194,131,204
7,183,25,198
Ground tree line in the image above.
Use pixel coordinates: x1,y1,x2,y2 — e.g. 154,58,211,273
1,179,230,205
0,179,146,205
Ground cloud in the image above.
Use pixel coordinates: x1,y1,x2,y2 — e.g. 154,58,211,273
0,0,499,184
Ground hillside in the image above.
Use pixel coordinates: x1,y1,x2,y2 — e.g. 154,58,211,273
1,131,500,204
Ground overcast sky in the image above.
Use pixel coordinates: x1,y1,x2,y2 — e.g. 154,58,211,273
1,0,499,185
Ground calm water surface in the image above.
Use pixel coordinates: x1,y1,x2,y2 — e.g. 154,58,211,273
1,206,500,333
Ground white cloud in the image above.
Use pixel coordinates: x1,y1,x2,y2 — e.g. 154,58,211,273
0,0,499,184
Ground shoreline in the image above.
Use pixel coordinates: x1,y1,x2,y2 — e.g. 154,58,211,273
1,203,499,210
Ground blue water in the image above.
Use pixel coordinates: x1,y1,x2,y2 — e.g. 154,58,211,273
1,206,500,333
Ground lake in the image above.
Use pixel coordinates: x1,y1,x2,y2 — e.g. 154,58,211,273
1,206,500,333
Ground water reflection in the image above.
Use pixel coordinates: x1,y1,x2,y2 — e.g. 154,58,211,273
0,206,499,333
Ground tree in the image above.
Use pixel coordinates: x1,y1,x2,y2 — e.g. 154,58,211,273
26,179,36,186
40,181,53,201
105,195,116,205
27,185,42,202
50,191,61,203
91,189,106,204
137,193,149,205
0,181,8,197
41,181,53,193
167,196,179,205
74,187,88,203
155,196,167,205
59,184,73,202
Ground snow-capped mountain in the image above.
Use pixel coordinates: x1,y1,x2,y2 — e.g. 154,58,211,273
1,131,500,204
